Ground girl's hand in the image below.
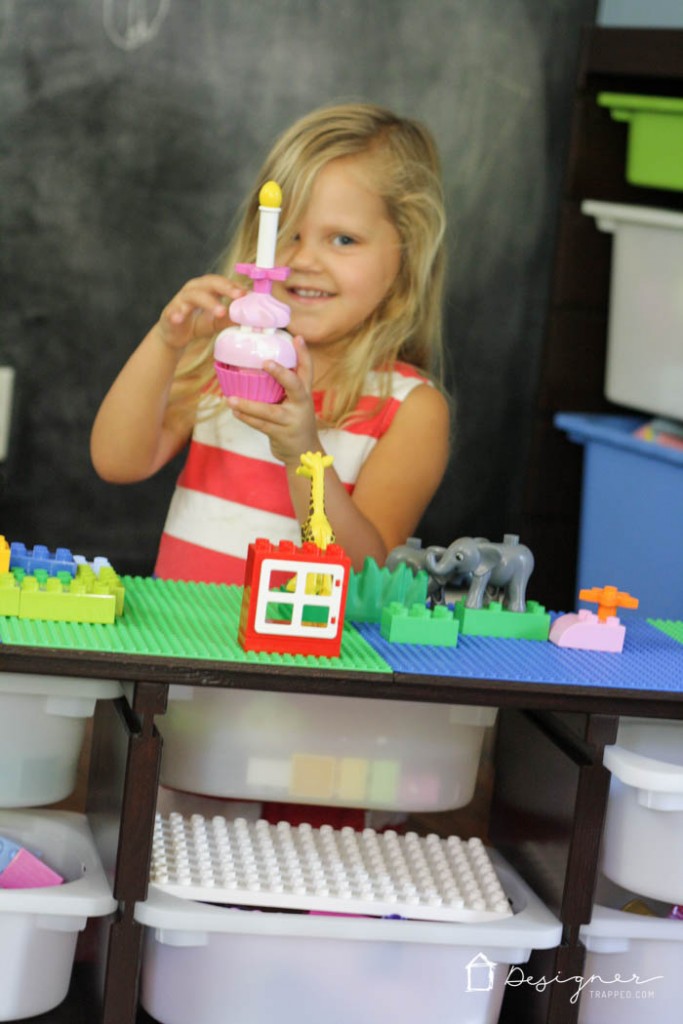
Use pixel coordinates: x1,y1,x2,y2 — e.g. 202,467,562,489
227,336,320,464
157,275,246,352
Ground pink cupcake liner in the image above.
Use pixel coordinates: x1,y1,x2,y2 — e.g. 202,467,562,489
214,362,285,404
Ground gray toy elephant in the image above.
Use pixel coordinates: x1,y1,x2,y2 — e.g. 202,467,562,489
385,537,455,601
425,534,534,612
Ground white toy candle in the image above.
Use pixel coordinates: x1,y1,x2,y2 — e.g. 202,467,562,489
255,180,282,269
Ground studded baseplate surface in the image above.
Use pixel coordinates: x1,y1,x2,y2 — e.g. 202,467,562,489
149,814,512,924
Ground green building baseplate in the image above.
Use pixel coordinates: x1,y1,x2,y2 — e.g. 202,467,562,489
380,602,459,647
649,619,683,646
0,564,125,624
0,576,391,672
454,599,551,640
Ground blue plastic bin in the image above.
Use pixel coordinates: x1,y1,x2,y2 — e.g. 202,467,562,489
555,412,683,621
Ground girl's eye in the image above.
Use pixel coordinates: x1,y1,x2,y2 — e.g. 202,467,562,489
332,234,356,247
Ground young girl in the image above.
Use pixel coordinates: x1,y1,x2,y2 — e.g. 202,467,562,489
91,102,450,584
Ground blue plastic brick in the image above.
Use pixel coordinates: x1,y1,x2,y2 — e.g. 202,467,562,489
10,543,77,577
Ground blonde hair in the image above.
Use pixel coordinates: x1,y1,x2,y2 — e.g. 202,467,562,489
174,101,447,427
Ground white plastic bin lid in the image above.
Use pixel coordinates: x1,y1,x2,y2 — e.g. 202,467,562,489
0,673,122,700
582,199,683,234
581,902,683,945
0,810,117,916
604,744,683,794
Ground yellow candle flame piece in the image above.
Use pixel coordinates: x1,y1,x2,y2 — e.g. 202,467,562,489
259,180,282,208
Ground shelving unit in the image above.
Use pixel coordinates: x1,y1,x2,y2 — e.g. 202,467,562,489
524,24,683,612
1,588,682,1024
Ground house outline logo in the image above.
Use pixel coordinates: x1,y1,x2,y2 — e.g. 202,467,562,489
465,952,498,992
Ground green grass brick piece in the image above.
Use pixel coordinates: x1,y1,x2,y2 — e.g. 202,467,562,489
0,576,391,673
346,558,428,622
380,601,459,646
454,599,550,640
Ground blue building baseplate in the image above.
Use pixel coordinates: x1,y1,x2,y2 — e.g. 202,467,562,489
354,616,683,693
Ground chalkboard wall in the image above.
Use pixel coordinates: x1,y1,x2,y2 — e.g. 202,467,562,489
0,0,596,576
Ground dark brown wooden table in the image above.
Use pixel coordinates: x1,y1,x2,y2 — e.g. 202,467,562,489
2,635,682,1024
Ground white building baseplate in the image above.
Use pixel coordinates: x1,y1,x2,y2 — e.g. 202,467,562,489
149,814,512,924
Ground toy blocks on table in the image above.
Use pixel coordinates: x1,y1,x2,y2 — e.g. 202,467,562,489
0,563,125,624
454,599,551,640
238,538,351,658
10,542,77,577
549,609,626,652
380,601,459,646
579,584,639,621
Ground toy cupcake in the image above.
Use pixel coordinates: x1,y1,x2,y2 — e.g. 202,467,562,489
214,181,296,403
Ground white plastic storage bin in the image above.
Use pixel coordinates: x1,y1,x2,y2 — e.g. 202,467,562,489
582,200,683,423
135,852,561,1024
602,718,683,903
158,687,497,812
0,809,116,1020
0,673,122,807
579,877,683,1023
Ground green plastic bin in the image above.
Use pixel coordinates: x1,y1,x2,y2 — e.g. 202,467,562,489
598,92,683,192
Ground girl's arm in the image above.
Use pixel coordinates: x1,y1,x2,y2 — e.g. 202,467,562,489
91,275,244,483
319,383,450,565
228,339,450,569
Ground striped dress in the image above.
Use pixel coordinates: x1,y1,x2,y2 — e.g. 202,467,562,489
154,363,429,584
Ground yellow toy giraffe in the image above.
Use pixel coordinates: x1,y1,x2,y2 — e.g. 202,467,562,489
296,451,335,550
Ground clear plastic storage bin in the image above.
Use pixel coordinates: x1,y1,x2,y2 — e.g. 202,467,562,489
602,718,683,903
0,674,122,807
582,200,683,423
158,687,497,812
579,876,683,1023
135,852,561,1024
0,810,116,1020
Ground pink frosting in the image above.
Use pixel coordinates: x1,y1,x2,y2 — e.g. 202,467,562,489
229,291,291,330
214,327,297,370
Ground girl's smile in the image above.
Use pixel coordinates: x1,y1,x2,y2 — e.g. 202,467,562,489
274,155,401,351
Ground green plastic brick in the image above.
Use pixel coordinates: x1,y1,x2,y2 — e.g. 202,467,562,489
454,599,551,640
380,601,459,646
346,559,428,623
0,573,21,616
0,564,125,624
0,576,391,672
19,578,116,625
